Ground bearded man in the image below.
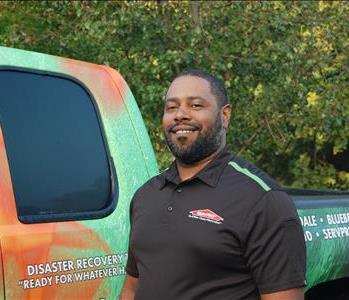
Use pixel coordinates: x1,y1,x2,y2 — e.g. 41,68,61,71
120,70,306,300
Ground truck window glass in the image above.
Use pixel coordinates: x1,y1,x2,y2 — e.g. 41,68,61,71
0,69,114,223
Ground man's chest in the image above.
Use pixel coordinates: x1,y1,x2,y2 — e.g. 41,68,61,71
131,185,245,260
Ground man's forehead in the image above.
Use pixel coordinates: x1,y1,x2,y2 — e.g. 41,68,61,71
165,75,213,101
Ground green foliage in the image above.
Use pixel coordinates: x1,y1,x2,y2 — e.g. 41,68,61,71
1,1,348,189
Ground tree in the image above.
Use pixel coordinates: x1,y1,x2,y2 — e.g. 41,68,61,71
1,0,348,189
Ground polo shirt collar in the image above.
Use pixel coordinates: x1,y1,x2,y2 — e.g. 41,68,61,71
159,146,234,189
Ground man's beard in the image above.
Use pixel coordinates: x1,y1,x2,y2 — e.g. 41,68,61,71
164,115,223,164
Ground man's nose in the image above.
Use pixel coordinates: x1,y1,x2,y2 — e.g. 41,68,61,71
174,106,191,121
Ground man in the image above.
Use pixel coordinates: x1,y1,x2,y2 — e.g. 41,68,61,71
120,70,306,300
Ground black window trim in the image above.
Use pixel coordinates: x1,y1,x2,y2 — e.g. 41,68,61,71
0,66,118,224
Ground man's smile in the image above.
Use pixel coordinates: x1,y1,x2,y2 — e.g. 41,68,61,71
168,124,200,141
175,129,194,134
170,124,200,132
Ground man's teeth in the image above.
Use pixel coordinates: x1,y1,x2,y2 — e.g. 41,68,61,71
176,130,193,134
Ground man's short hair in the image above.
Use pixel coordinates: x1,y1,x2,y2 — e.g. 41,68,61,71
175,69,229,107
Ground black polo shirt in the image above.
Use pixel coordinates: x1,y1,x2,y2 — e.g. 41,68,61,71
126,148,306,300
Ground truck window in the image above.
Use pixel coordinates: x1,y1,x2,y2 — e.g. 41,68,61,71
0,69,116,223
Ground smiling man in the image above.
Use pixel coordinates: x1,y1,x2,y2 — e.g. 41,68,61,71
120,70,306,300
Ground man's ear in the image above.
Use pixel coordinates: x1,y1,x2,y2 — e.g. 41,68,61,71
222,104,231,130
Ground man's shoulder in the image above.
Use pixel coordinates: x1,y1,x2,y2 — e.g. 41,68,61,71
223,155,282,193
133,171,165,197
222,156,297,224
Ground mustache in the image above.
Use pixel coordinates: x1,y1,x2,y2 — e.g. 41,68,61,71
167,123,201,132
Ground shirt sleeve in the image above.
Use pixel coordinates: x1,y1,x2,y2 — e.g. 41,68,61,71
125,195,139,278
242,190,306,294
125,243,139,277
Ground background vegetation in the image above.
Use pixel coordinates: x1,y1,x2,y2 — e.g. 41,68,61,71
1,1,348,189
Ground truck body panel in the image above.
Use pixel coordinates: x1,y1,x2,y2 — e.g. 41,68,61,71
294,193,349,289
0,46,158,299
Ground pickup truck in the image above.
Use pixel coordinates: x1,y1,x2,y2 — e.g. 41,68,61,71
0,46,348,299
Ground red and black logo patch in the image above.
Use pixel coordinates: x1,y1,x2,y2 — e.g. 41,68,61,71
188,209,224,224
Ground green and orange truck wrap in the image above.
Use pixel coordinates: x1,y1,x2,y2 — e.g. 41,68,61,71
0,46,348,299
0,46,158,299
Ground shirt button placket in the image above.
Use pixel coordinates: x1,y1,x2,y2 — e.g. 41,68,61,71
167,186,182,214
169,187,182,212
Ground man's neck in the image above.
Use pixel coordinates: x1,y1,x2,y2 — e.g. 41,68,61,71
176,144,225,182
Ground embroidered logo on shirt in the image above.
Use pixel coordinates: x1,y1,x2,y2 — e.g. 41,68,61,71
188,209,224,224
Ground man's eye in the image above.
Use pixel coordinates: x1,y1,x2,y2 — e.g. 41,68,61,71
166,105,177,110
192,104,203,108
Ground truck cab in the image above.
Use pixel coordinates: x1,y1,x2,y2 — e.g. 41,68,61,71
0,46,158,299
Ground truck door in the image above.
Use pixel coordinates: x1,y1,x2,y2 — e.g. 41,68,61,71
0,47,158,299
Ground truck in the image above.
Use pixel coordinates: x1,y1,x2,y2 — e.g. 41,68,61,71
0,46,348,299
